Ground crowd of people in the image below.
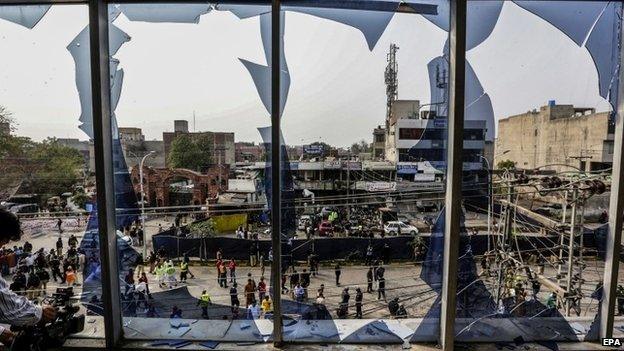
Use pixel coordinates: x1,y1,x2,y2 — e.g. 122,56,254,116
1,234,99,301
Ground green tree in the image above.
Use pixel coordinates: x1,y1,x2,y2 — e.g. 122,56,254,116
25,138,85,198
168,134,214,171
350,139,372,154
71,187,90,209
0,105,15,130
497,159,516,170
188,219,216,238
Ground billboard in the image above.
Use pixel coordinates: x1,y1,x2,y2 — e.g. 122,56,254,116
303,144,324,155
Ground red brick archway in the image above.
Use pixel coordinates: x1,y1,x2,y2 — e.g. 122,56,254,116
130,166,228,207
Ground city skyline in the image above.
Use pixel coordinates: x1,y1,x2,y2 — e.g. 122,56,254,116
0,3,612,148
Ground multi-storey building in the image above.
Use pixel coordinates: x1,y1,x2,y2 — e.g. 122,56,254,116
496,102,614,173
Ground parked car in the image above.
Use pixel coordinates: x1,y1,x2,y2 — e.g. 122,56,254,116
384,221,418,236
318,221,334,237
9,203,39,217
0,202,17,210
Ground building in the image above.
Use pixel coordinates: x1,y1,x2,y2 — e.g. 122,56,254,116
496,102,614,173
162,120,235,168
130,165,229,207
119,127,144,142
235,142,265,162
118,127,165,169
385,100,486,177
372,125,385,160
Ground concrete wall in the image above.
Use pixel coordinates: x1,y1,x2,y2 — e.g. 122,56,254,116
497,105,612,172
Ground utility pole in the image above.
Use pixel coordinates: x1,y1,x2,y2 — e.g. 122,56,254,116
347,152,351,221
565,187,578,316
557,190,569,286
569,151,592,172
495,172,514,306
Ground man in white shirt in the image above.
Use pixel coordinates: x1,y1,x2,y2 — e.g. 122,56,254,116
0,210,56,346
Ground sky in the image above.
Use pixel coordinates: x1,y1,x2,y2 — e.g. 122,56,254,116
0,3,611,147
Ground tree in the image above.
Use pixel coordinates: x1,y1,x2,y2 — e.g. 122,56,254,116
26,138,85,198
0,105,15,132
168,134,214,171
71,189,89,210
350,139,372,154
497,159,516,170
188,218,216,238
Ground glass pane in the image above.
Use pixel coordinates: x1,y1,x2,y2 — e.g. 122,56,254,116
457,0,619,343
107,3,275,343
0,4,100,343
279,0,449,343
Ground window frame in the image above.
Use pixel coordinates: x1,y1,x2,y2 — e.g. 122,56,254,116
0,1,622,350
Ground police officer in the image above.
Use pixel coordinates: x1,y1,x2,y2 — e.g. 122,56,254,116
197,290,212,318
180,260,189,283
355,287,363,319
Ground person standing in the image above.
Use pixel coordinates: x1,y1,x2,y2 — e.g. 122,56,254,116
261,295,272,316
249,243,257,267
244,279,255,307
365,244,373,266
230,283,240,308
366,267,374,293
56,218,63,234
135,253,145,277
289,269,299,293
219,262,228,288
228,259,237,284
257,277,267,302
55,238,63,257
259,254,265,278
294,283,305,302
138,272,152,299
50,254,62,283
355,287,363,318
197,290,211,318
137,227,144,247
338,287,350,318
183,253,195,279
180,260,189,283
334,263,341,286
377,271,386,301
301,269,311,298
124,269,135,296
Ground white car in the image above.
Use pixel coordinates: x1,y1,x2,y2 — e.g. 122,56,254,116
384,221,418,236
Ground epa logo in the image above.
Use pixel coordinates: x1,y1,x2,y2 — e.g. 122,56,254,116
602,338,623,347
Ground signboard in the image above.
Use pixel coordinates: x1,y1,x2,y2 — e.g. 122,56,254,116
433,119,447,128
365,181,396,192
397,162,418,174
304,144,324,155
414,173,436,182
343,161,362,171
323,160,342,169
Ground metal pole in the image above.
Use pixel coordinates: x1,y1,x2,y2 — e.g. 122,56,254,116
140,151,154,257
270,0,284,346
600,3,624,336
89,0,123,346
439,0,466,349
479,155,491,253
565,188,577,316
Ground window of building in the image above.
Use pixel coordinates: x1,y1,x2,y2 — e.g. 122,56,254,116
399,127,425,140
